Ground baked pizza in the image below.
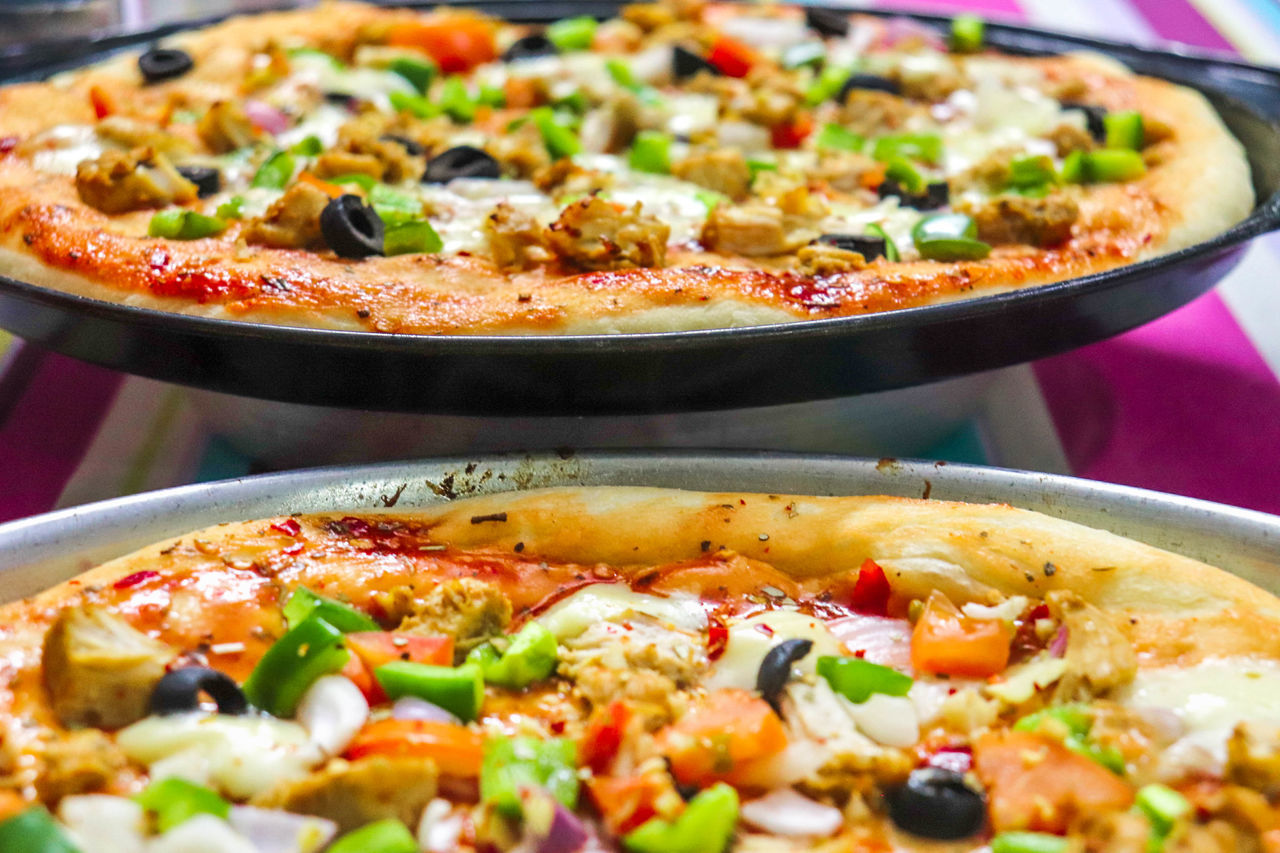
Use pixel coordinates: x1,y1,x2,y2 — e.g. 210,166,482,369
0,2,1254,334
0,486,1278,852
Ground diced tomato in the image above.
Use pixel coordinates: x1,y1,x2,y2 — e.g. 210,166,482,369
346,632,453,670
851,559,891,616
387,16,496,74
297,172,345,198
580,700,630,774
706,612,729,662
910,591,1012,678
271,518,301,537
771,112,813,150
345,719,485,776
657,688,787,787
341,653,385,705
707,36,756,78
974,730,1133,833
587,775,670,835
89,85,116,119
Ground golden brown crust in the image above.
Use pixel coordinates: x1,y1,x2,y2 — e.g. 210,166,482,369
0,5,1253,335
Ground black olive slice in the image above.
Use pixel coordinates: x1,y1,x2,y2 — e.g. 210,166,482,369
756,638,814,714
888,768,986,840
673,45,721,81
837,73,901,102
175,165,221,198
138,48,194,84
320,194,385,259
877,179,949,211
323,92,360,110
381,134,425,157
1061,100,1108,142
423,145,501,183
504,33,558,62
817,233,887,262
149,666,248,716
805,6,850,38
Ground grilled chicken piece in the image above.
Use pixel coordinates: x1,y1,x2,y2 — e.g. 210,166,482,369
74,147,198,214
242,182,331,250
197,101,260,153
545,196,669,271
252,756,437,834
394,578,513,662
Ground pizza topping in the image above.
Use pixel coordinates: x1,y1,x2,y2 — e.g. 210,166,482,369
242,614,349,718
137,47,195,84
74,147,199,214
148,666,249,717
888,766,986,840
253,754,438,834
375,661,484,722
295,674,370,757
423,144,501,183
963,193,1079,248
465,621,558,689
147,208,228,241
42,605,177,730
197,102,261,154
504,34,559,63
1045,589,1136,701
174,165,222,198
319,193,386,258
755,638,813,714
545,195,669,270
911,212,992,261
625,782,739,853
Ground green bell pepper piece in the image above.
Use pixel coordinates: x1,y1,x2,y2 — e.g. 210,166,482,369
481,735,579,818
384,221,443,256
135,778,230,833
912,213,991,261
531,107,581,160
389,56,436,94
884,157,925,194
746,158,778,181
147,209,227,240
607,58,642,91
624,782,739,853
1014,704,1124,774
284,586,379,633
478,84,506,108
369,183,424,227
250,150,296,190
815,123,864,153
215,195,245,220
547,16,597,51
867,223,899,261
327,819,417,853
990,832,1069,853
782,41,826,70
439,76,476,123
0,807,80,853
291,135,324,156
872,133,943,165
1104,110,1144,150
1008,154,1057,191
243,614,349,717
1136,784,1190,837
328,173,377,192
629,130,672,174
375,662,484,721
389,90,442,120
695,189,728,212
817,656,913,703
286,47,343,69
466,621,558,689
1086,148,1146,182
950,13,985,53
805,63,852,105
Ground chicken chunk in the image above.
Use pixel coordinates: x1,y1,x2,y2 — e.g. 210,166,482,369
1046,590,1137,700
95,117,192,158
839,91,921,137
484,202,548,270
545,196,669,271
197,101,259,153
252,756,436,833
395,578,513,661
701,199,823,257
42,605,175,729
812,151,879,193
672,149,751,200
1227,722,1280,796
796,242,867,276
489,120,551,179
74,147,198,214
962,193,1079,248
33,729,128,803
315,116,426,184
1044,122,1096,156
241,182,331,250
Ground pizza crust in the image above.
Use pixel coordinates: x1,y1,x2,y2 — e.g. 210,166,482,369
0,5,1255,335
7,488,1279,668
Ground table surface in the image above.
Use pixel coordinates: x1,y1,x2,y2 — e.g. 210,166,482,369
1,0,1278,522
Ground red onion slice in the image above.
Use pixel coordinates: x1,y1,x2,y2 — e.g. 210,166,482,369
1049,625,1069,657
392,696,461,725
826,614,913,669
244,99,290,135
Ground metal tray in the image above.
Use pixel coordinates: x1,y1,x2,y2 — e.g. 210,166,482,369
0,5,1277,414
1,451,1276,603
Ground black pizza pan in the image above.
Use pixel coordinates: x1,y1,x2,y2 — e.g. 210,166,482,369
0,3,1276,415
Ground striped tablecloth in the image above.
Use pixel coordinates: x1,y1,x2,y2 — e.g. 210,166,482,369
2,0,1279,522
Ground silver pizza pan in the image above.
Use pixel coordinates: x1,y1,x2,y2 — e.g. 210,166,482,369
0,451,1276,603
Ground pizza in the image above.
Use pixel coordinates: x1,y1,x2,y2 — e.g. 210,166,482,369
0,1,1254,335
0,486,1278,852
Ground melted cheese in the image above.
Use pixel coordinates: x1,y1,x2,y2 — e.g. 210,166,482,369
706,609,844,690
537,585,707,640
29,124,101,176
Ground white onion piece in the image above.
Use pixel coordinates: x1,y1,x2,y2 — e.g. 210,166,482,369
149,814,257,853
58,795,147,853
826,614,913,669
740,788,843,837
393,695,461,725
629,44,673,84
296,675,369,757
419,798,465,853
244,100,289,135
719,16,811,50
229,806,336,853
847,694,919,748
716,120,771,153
